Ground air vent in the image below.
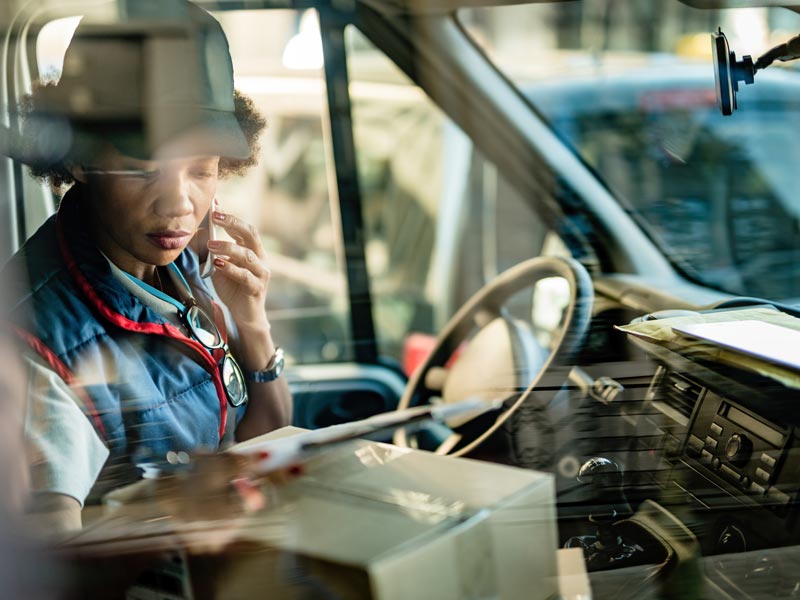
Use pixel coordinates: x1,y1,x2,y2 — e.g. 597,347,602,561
660,371,705,421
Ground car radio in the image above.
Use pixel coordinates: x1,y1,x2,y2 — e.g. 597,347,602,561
684,389,793,514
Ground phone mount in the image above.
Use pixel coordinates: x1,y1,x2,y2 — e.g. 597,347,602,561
712,28,756,116
713,27,800,116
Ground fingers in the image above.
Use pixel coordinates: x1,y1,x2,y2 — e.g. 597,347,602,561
211,255,270,297
207,208,270,295
212,209,263,256
208,240,270,280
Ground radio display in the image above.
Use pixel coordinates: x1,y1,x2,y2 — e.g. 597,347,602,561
725,405,784,447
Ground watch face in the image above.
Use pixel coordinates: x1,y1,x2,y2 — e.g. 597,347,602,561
273,355,285,378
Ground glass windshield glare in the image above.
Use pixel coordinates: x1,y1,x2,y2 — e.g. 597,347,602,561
461,1,800,303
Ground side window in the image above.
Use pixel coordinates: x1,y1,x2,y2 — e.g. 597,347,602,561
214,9,352,366
15,16,79,240
345,27,571,368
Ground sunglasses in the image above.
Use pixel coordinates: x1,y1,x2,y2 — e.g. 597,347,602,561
181,299,247,408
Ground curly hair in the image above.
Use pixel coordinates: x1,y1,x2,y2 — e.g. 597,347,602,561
220,90,267,178
21,86,266,189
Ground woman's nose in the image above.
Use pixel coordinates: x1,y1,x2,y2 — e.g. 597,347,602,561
153,168,195,218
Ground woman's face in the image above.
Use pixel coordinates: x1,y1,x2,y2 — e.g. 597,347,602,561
81,149,220,279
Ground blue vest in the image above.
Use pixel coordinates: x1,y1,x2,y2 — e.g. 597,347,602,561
4,186,237,500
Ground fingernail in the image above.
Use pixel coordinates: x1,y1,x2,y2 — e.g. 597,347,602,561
208,240,223,249
214,258,225,268
213,211,226,221
257,450,270,460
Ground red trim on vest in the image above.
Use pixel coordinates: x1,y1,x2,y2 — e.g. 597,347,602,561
55,207,228,440
8,324,109,442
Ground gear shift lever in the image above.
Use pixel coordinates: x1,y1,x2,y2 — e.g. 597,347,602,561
566,457,638,569
579,457,631,523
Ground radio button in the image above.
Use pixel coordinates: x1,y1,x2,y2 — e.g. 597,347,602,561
767,487,791,505
711,423,723,436
701,449,713,464
687,435,704,455
712,457,721,470
740,476,751,489
761,453,777,468
705,436,718,449
750,481,766,495
755,467,771,482
720,464,740,481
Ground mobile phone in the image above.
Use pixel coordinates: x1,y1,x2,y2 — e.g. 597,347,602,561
200,198,219,279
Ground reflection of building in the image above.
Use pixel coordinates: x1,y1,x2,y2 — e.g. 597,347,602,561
216,10,298,75
460,2,769,56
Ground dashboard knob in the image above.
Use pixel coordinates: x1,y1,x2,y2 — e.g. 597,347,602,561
725,433,752,465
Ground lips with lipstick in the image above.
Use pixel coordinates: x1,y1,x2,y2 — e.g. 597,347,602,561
147,230,192,250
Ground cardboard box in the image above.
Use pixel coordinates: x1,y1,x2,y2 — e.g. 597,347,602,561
554,548,592,600
226,427,559,599
73,427,559,599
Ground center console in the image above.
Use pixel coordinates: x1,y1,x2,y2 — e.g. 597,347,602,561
632,335,800,555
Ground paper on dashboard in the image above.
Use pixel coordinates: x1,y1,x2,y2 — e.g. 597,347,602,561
616,307,800,389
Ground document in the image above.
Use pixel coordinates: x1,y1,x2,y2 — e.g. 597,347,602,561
231,397,500,474
672,320,800,372
616,307,800,388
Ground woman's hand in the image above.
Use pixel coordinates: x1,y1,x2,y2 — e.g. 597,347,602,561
201,205,293,434
207,208,271,332
203,207,280,372
114,452,303,554
154,452,301,522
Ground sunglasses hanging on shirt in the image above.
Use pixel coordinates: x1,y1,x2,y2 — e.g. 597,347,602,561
124,264,248,408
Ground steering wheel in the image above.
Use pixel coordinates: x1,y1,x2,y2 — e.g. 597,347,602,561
393,255,594,459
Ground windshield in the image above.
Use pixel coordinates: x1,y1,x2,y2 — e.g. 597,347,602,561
462,2,800,303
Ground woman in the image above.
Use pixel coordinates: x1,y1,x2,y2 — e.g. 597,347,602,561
3,1,292,531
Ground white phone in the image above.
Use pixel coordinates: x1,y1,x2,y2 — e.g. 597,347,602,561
200,198,219,279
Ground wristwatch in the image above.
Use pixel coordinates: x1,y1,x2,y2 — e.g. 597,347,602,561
244,347,285,383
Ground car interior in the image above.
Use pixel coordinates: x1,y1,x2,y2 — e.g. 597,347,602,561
4,0,800,597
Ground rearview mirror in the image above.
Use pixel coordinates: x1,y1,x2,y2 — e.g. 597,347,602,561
712,28,755,116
